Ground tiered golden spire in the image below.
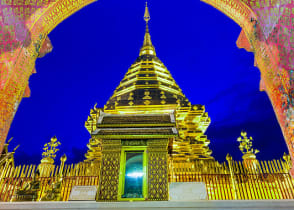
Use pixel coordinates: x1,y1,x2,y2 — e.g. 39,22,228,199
86,2,214,162
105,2,188,108
140,1,156,56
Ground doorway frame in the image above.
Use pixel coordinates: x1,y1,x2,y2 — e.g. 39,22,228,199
118,146,148,201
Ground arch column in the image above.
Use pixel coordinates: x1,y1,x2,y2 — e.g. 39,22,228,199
0,0,97,153
201,0,294,176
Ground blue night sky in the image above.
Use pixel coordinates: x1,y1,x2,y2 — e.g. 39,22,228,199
7,0,288,165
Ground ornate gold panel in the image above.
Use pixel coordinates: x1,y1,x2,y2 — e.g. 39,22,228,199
147,139,169,200
97,140,121,201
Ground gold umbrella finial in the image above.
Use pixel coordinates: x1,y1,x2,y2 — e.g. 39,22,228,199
144,1,150,23
140,1,156,56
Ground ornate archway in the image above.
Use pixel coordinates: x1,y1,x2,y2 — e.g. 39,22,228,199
200,0,294,175
1,0,293,175
0,0,97,154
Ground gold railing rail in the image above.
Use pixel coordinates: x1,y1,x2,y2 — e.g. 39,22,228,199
168,159,294,200
0,162,99,202
0,158,293,201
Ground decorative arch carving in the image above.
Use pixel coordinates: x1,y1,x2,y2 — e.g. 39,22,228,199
1,0,294,177
0,0,97,153
201,0,294,176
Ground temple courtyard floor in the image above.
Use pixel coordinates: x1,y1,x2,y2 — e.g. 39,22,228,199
1,200,294,210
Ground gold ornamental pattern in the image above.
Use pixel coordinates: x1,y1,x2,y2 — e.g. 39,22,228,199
97,140,121,201
148,139,169,200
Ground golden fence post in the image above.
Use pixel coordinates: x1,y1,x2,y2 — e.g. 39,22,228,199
0,158,11,180
279,159,294,198
5,165,16,201
265,161,276,199
221,162,229,200
260,161,271,199
271,160,284,199
238,161,248,200
223,162,232,199
59,154,67,179
62,165,69,201
0,159,11,201
226,154,237,200
247,159,259,199
256,161,267,199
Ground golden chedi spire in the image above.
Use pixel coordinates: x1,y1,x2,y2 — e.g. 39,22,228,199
140,2,156,56
89,2,214,162
105,2,189,109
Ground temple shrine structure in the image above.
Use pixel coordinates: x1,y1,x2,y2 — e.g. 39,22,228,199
0,3,294,204
83,3,213,200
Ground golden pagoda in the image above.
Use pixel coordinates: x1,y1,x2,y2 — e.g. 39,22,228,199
85,2,213,164
84,2,214,201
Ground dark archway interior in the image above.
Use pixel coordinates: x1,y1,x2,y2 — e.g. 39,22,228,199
7,0,287,165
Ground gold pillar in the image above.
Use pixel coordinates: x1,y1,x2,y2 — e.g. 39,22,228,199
147,139,169,200
97,140,121,201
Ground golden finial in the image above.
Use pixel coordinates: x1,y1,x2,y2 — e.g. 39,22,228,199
60,154,67,162
7,137,13,144
42,136,61,160
140,1,156,56
144,1,150,23
13,145,19,152
226,153,232,161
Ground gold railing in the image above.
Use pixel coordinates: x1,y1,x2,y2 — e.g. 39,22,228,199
0,162,99,202
169,159,294,200
0,158,293,201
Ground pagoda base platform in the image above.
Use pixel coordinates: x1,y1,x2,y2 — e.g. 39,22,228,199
1,200,294,210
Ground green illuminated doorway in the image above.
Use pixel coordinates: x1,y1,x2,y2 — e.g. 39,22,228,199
118,146,147,200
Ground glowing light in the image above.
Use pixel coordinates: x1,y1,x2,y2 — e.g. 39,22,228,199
126,172,144,178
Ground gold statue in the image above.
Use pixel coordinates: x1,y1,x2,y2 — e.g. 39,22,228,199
38,136,61,177
13,170,41,201
237,131,259,157
283,152,292,172
42,136,61,160
237,131,259,172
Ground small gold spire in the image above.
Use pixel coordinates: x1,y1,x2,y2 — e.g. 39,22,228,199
144,1,150,23
140,1,156,56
